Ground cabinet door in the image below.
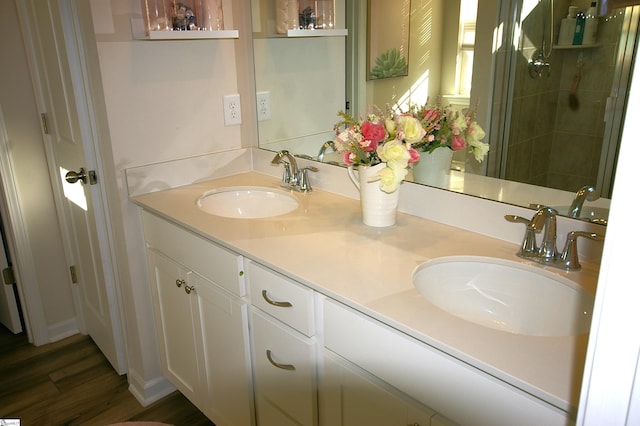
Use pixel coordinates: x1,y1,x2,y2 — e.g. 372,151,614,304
320,350,435,426
252,309,317,425
193,272,254,426
147,249,203,404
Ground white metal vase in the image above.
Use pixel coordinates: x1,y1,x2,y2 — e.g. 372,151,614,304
412,148,454,187
347,163,399,227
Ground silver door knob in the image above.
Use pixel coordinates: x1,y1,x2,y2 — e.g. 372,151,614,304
65,168,97,185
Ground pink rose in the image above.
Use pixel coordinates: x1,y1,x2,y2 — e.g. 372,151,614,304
359,138,378,152
361,121,386,144
343,152,355,165
408,148,420,164
451,135,466,151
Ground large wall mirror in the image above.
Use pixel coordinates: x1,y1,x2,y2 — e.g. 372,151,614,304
250,0,640,225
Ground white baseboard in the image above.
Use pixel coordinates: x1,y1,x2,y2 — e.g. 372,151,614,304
127,368,176,407
46,318,79,344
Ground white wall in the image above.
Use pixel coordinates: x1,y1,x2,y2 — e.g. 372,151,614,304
88,0,247,404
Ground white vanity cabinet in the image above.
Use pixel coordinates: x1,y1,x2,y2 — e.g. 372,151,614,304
320,349,441,426
145,249,202,401
137,202,572,426
322,298,567,426
246,260,318,425
142,211,254,426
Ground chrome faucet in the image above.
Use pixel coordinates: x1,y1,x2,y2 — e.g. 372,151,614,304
529,206,558,261
317,140,336,163
505,206,604,270
271,150,299,187
569,185,598,218
271,150,318,192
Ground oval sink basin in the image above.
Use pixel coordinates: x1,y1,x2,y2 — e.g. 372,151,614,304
412,256,594,337
197,186,299,219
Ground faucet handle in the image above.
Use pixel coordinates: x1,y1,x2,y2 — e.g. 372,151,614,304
558,231,605,270
298,166,319,192
505,214,538,255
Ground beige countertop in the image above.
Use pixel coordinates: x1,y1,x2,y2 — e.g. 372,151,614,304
131,171,600,415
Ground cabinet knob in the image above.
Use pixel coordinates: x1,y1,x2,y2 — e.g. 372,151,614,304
175,279,185,288
184,285,195,295
261,290,293,308
266,349,296,371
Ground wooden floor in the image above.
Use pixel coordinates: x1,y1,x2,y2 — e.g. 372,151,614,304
0,325,214,425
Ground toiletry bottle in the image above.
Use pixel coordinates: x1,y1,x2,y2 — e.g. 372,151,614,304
583,1,599,45
573,10,586,45
558,6,578,46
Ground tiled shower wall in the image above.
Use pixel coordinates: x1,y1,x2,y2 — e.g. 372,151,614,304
506,0,624,193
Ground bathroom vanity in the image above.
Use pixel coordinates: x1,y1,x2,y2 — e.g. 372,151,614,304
132,171,599,426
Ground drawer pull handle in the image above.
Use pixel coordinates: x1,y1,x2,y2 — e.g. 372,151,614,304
175,279,185,288
262,290,292,308
184,285,195,295
266,349,296,371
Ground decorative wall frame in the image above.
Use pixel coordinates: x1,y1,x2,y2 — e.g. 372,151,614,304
367,0,411,80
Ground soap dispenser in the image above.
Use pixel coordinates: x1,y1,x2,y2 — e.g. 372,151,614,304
558,6,578,46
583,1,599,45
573,9,586,45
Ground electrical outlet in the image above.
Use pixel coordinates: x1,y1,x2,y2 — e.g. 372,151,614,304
256,91,271,121
223,94,242,126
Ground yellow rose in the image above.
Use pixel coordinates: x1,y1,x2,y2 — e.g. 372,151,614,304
377,163,407,193
377,139,410,165
398,116,426,143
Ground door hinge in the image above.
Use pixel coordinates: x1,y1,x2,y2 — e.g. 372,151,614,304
2,267,15,285
41,113,50,134
70,265,78,284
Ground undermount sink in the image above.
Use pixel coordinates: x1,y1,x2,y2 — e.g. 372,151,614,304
412,256,594,337
197,186,299,219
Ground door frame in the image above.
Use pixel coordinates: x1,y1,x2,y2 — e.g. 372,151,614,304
12,0,127,373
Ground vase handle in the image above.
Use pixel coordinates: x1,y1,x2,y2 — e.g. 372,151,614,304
347,166,360,191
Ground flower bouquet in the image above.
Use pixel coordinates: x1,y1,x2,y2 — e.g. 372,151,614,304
410,101,488,162
333,105,422,193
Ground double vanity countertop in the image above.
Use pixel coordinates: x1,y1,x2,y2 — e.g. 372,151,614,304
131,171,600,415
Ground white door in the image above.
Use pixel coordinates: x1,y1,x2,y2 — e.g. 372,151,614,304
0,218,22,333
19,0,125,373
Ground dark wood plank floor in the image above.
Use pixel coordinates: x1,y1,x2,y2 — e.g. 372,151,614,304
0,325,214,425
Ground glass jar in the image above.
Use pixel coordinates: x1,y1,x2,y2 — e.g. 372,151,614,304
197,0,224,31
275,0,299,34
141,0,170,34
169,0,197,31
314,0,334,29
298,0,334,30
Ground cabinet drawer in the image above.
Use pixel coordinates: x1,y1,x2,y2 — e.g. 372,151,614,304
251,309,317,425
323,299,567,426
142,210,245,296
247,261,315,336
